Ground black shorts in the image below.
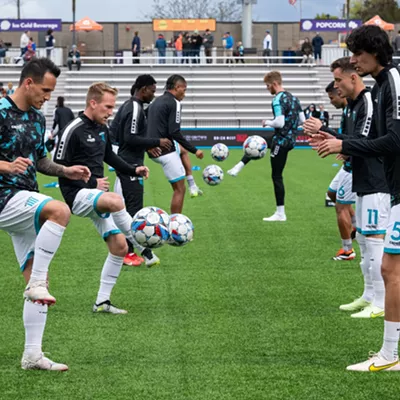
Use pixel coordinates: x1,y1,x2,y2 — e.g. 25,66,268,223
117,173,144,218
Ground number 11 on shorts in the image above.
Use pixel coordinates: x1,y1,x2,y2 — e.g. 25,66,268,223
367,209,378,225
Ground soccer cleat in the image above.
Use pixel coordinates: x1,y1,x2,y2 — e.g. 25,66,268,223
262,213,287,222
93,300,128,314
351,305,384,319
339,297,371,312
347,352,400,372
21,353,68,371
333,248,356,261
227,167,240,177
123,252,143,267
24,281,56,306
189,186,203,198
143,252,160,267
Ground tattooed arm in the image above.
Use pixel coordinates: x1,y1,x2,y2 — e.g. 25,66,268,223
37,157,91,182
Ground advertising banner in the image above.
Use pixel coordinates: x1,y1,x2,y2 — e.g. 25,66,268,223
0,19,62,32
300,19,362,32
153,19,216,32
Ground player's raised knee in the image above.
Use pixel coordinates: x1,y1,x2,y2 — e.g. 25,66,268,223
41,200,71,226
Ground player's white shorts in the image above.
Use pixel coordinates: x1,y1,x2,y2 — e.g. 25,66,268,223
0,190,53,271
384,203,400,254
152,150,185,183
356,193,390,235
72,189,121,240
328,167,356,204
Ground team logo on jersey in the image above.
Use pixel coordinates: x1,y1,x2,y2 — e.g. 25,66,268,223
99,132,106,142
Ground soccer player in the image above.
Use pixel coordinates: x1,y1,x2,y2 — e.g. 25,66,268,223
315,26,400,371
54,82,149,315
228,71,305,221
113,74,172,267
304,82,357,261
309,58,390,319
0,58,91,371
146,74,204,213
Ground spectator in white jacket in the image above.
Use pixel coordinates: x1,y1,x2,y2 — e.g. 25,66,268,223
263,30,272,64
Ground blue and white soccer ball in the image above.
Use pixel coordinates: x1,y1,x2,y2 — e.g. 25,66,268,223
131,206,170,248
211,143,229,162
168,214,194,247
243,135,268,159
202,165,224,186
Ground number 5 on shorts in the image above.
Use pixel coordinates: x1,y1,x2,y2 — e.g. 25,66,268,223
391,222,400,241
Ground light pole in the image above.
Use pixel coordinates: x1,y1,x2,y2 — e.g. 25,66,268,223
72,0,76,45
17,0,20,18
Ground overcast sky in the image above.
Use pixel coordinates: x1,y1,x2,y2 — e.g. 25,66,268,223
1,0,347,21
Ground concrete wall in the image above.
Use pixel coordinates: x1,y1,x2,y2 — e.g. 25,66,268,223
1,20,395,56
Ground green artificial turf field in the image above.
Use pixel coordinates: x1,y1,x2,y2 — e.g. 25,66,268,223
0,149,397,399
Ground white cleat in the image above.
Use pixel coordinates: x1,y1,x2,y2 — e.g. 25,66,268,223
227,167,240,177
144,252,160,267
24,281,56,306
21,353,68,371
351,305,384,319
347,352,400,372
190,186,203,198
263,213,287,222
93,300,128,314
339,297,371,312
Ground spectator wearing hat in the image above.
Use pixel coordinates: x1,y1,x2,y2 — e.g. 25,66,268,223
203,29,214,64
155,34,167,64
263,30,272,63
67,45,81,70
223,32,234,64
190,30,202,64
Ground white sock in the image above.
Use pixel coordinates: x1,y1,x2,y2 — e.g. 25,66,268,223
235,161,245,171
111,209,145,253
23,300,47,357
96,253,124,305
186,175,196,189
380,321,400,361
366,237,385,309
356,233,373,302
277,206,285,215
30,221,65,283
342,238,352,252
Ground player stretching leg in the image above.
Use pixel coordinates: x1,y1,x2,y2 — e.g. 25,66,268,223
305,82,356,261
316,26,400,370
0,58,91,371
230,71,305,221
55,83,149,314
112,75,172,267
147,75,203,213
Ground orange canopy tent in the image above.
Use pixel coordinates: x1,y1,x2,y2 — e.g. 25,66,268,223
70,17,103,32
364,15,394,31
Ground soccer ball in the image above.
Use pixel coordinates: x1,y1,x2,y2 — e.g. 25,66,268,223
131,206,170,248
243,135,268,159
202,165,224,186
211,143,229,162
168,214,194,247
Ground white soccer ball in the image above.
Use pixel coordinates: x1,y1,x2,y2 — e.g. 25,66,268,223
243,135,268,159
168,214,194,247
202,165,224,186
211,143,229,162
131,206,170,248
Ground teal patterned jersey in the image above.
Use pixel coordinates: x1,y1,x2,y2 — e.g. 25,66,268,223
0,96,47,213
271,91,303,149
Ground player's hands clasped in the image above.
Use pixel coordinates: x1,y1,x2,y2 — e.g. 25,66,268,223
148,147,162,158
96,176,110,191
8,157,33,174
159,139,172,151
65,165,91,183
195,150,204,159
135,166,150,179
